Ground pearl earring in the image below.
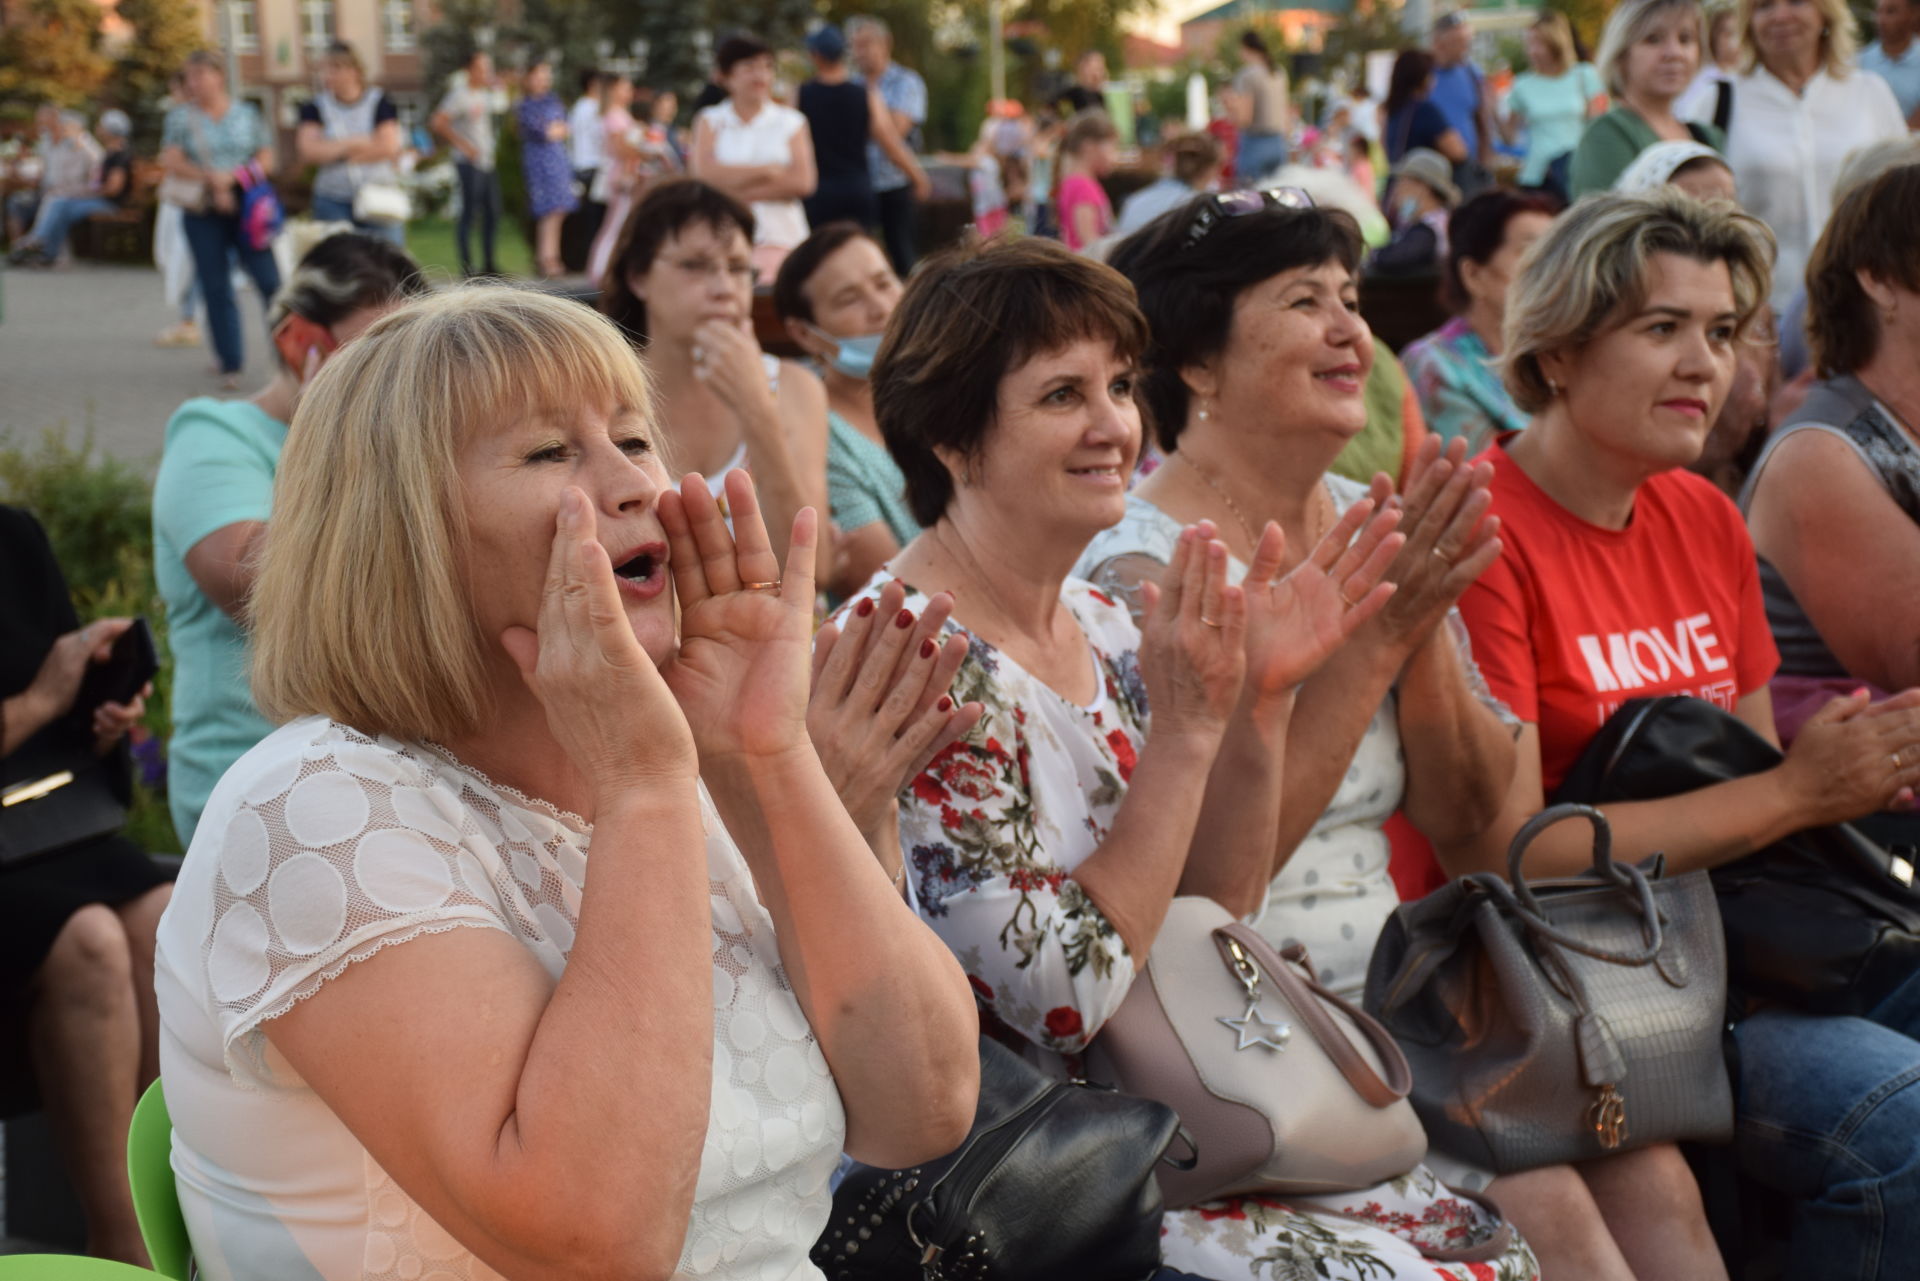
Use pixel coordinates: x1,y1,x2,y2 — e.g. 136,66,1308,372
1547,377,1561,398
1197,399,1211,422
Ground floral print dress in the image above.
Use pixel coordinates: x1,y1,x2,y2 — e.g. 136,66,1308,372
846,573,1539,1281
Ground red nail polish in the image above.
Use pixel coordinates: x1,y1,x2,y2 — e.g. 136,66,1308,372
896,609,914,629
937,695,954,713
855,597,875,617
920,637,937,659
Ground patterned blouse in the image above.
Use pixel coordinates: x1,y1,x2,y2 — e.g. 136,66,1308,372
844,572,1538,1281
1399,316,1532,455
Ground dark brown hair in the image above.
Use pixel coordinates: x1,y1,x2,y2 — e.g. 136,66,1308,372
1108,198,1364,450
772,221,877,324
872,236,1149,527
1443,188,1562,313
598,179,755,346
1806,164,1920,378
715,33,772,75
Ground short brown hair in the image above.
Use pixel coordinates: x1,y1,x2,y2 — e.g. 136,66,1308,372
873,237,1149,527
772,221,877,324
1806,164,1920,378
598,178,754,344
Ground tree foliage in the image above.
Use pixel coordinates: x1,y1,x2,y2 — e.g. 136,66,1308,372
0,0,112,111
109,0,204,145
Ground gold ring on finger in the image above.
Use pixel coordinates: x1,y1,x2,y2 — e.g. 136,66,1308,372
1431,548,1455,565
741,579,781,591
1897,750,1906,770
1340,589,1362,608
1199,616,1224,629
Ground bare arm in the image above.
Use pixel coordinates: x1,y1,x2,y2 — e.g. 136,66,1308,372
1474,82,1496,164
430,109,479,163
868,87,930,198
691,116,817,202
1434,127,1469,165
1396,625,1518,848
158,143,212,183
1437,688,1920,877
1747,428,1920,691
183,520,268,623
1069,199,1103,247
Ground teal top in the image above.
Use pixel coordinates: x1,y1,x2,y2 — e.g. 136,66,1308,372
1506,63,1604,187
1569,107,1724,197
152,398,287,845
1400,315,1533,454
827,409,919,548
162,100,272,174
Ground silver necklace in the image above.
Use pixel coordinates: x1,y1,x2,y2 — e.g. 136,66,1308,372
1175,451,1332,558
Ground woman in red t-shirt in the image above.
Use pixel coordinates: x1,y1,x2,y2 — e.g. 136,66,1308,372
1455,188,1920,1281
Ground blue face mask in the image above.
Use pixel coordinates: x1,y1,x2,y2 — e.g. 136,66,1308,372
808,326,884,380
1395,195,1422,226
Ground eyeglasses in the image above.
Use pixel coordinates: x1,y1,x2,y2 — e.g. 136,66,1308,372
1181,186,1315,251
666,256,760,287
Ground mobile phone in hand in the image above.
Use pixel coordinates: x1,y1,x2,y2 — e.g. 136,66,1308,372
68,617,159,728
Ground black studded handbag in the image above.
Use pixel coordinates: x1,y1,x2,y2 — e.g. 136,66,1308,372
811,1034,1189,1281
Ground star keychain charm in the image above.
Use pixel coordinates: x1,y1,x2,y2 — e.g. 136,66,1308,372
1218,1002,1293,1052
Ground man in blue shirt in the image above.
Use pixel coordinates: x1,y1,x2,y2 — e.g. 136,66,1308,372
1860,0,1920,127
849,14,928,273
1428,12,1494,177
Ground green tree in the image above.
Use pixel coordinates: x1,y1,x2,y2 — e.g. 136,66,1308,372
420,0,499,107
0,0,112,111
110,0,204,146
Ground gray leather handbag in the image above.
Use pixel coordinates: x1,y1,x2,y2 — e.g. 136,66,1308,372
1362,804,1733,1173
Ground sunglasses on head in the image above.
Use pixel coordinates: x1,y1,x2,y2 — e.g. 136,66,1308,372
1182,186,1315,250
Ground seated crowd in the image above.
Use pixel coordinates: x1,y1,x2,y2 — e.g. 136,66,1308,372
6,68,1920,1281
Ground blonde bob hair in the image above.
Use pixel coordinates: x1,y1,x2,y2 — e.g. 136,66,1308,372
250,286,656,744
1501,188,1775,414
1531,12,1578,74
1737,0,1857,77
1595,0,1706,96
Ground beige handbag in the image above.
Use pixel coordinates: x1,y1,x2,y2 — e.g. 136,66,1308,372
1087,896,1429,1209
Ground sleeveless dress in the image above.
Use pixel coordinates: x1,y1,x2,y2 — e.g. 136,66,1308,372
843,571,1537,1281
154,715,845,1281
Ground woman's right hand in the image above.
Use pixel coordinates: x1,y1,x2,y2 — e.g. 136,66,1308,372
499,487,697,794
25,617,134,723
1137,523,1247,745
808,580,984,841
1780,689,1920,825
1365,437,1502,653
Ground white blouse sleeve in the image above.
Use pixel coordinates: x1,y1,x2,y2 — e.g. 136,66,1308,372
197,727,517,1081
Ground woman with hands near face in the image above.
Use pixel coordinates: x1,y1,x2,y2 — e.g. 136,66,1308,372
853,236,1534,1281
601,179,831,570
151,287,975,1281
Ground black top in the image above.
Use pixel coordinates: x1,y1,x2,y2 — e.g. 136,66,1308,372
799,79,872,188
0,507,86,775
1056,85,1105,115
99,148,134,207
295,92,400,129
692,81,728,114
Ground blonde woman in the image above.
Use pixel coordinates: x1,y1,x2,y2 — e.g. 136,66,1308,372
1455,188,1920,1281
1499,12,1605,195
152,287,977,1281
1569,0,1721,196
1724,0,1907,307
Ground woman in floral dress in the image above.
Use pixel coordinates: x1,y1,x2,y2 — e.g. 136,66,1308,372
846,234,1540,1280
515,57,577,278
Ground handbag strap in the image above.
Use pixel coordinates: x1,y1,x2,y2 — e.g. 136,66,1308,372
1213,923,1412,1107
1494,804,1665,966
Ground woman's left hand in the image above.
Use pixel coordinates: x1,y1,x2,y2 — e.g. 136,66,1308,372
93,683,150,756
1239,499,1403,709
692,320,780,433
658,469,817,764
808,580,984,841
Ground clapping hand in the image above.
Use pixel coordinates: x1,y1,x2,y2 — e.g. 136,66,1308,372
1137,523,1248,745
808,580,984,843
1366,437,1502,651
658,470,817,765
1239,497,1403,707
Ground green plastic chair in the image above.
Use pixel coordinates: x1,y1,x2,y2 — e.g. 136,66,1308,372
0,1258,165,1278
125,1080,191,1281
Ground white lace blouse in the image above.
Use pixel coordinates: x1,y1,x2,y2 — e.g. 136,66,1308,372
154,716,845,1281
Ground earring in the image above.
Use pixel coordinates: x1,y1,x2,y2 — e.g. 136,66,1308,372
1546,377,1561,398
1197,399,1211,422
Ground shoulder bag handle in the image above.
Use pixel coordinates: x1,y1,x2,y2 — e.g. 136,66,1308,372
1482,804,1664,966
1213,923,1412,1107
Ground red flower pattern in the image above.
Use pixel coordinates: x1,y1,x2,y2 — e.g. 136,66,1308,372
1043,1006,1083,1040
1106,729,1137,782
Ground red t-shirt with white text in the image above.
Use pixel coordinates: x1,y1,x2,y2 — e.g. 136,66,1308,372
1458,444,1780,794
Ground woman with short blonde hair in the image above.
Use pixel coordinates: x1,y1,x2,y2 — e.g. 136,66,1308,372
1571,0,1722,195
1723,0,1906,306
1456,188,1920,1281
154,284,978,1281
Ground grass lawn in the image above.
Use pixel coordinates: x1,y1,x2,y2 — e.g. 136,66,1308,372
402,215,536,280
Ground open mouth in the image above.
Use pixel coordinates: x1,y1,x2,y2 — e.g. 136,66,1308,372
611,542,668,600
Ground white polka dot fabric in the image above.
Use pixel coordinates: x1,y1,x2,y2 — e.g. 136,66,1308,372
155,716,845,1281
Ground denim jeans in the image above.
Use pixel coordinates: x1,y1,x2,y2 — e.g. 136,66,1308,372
1732,968,1920,1280
28,195,115,258
181,208,281,375
308,195,406,247
454,161,500,275
1235,132,1289,185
